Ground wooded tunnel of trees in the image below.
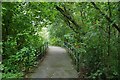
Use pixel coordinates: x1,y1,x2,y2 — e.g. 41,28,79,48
1,2,120,79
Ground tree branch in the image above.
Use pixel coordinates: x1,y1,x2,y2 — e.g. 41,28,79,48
91,2,120,33
56,6,80,30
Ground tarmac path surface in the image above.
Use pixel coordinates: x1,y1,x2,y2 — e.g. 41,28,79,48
29,46,78,78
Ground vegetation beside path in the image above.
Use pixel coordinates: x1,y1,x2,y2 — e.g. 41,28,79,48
2,2,120,79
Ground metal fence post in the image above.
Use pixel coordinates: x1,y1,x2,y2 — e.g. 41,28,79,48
25,50,30,73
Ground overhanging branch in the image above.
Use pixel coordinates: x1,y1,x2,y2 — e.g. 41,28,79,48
91,2,120,33
56,6,80,31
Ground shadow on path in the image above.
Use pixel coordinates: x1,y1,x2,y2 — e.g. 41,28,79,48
29,46,78,78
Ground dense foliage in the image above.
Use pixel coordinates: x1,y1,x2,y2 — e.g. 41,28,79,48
2,2,49,78
49,2,120,79
2,2,120,79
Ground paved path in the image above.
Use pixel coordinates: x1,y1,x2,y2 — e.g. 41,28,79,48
29,46,78,78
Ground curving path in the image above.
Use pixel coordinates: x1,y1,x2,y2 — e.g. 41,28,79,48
29,46,78,78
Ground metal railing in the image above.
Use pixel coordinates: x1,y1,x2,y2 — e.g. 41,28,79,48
64,42,80,72
36,42,48,61
25,42,48,74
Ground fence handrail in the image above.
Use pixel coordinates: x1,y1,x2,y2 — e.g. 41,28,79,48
64,42,80,72
25,42,48,73
64,42,77,52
